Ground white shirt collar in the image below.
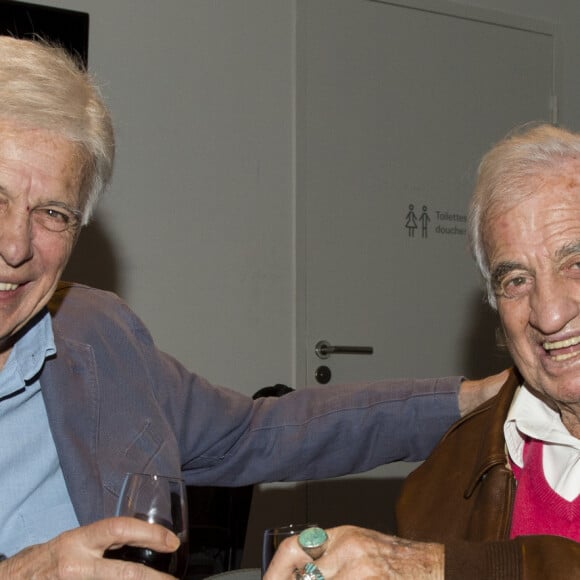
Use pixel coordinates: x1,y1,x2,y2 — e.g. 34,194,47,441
504,384,580,501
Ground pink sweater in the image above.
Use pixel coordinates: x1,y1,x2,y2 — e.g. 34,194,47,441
510,438,580,540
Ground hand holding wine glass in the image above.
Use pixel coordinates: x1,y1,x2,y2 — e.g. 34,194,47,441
104,473,189,579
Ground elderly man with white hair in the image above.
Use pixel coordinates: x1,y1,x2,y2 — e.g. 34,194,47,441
268,124,580,580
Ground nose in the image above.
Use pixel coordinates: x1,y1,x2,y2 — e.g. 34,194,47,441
0,208,33,267
528,274,580,336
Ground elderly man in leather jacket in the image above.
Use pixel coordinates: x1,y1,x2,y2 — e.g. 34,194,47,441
267,124,580,580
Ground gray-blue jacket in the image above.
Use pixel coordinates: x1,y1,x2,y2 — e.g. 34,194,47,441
43,282,461,525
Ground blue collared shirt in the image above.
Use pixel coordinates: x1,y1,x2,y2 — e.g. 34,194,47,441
0,310,79,556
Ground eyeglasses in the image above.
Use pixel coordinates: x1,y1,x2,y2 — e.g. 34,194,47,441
0,197,83,233
30,205,83,233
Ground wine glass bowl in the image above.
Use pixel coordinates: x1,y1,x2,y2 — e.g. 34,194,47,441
104,473,189,579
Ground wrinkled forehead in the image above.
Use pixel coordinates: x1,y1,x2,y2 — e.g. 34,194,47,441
0,121,86,203
0,118,82,154
483,158,580,242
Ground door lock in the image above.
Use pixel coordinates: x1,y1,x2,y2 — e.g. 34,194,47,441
315,365,332,384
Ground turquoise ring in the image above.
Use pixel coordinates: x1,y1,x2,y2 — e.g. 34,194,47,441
298,526,329,560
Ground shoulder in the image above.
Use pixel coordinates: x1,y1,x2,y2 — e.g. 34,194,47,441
440,370,519,442
400,369,518,488
417,370,519,470
397,371,519,542
48,281,152,344
49,281,126,314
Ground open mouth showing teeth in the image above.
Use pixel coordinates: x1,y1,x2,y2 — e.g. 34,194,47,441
543,336,580,361
0,283,19,291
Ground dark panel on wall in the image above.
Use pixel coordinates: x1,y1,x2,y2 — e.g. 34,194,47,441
0,0,88,66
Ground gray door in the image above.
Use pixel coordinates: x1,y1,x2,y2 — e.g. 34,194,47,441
296,0,555,532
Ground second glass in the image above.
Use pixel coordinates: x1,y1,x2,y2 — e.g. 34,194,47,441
261,523,317,576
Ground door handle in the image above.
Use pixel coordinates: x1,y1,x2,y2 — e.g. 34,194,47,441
315,340,374,360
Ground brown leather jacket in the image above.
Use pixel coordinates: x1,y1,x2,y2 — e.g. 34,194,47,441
396,369,580,579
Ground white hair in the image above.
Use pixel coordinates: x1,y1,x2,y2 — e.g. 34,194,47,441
0,35,115,224
468,123,580,308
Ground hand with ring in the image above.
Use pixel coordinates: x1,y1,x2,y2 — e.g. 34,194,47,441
293,527,327,579
263,524,444,579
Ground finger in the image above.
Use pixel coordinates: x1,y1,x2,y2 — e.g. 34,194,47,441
75,517,180,553
263,535,311,579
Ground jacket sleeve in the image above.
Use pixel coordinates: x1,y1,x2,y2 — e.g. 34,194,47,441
142,324,464,484
445,536,580,580
51,283,464,486
176,375,463,485
127,303,464,483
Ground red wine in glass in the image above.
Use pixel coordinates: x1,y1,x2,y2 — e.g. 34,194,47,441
104,473,189,579
104,541,189,577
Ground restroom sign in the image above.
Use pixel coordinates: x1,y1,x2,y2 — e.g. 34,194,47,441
405,204,466,238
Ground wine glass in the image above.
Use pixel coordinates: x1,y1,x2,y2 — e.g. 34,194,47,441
261,523,317,576
104,473,189,579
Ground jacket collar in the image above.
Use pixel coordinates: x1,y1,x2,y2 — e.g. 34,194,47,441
463,368,520,498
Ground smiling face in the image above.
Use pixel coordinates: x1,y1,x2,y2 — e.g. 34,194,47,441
486,159,580,435
0,121,84,366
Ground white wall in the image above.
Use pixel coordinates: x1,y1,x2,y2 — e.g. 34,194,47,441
34,0,580,397
47,0,296,395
